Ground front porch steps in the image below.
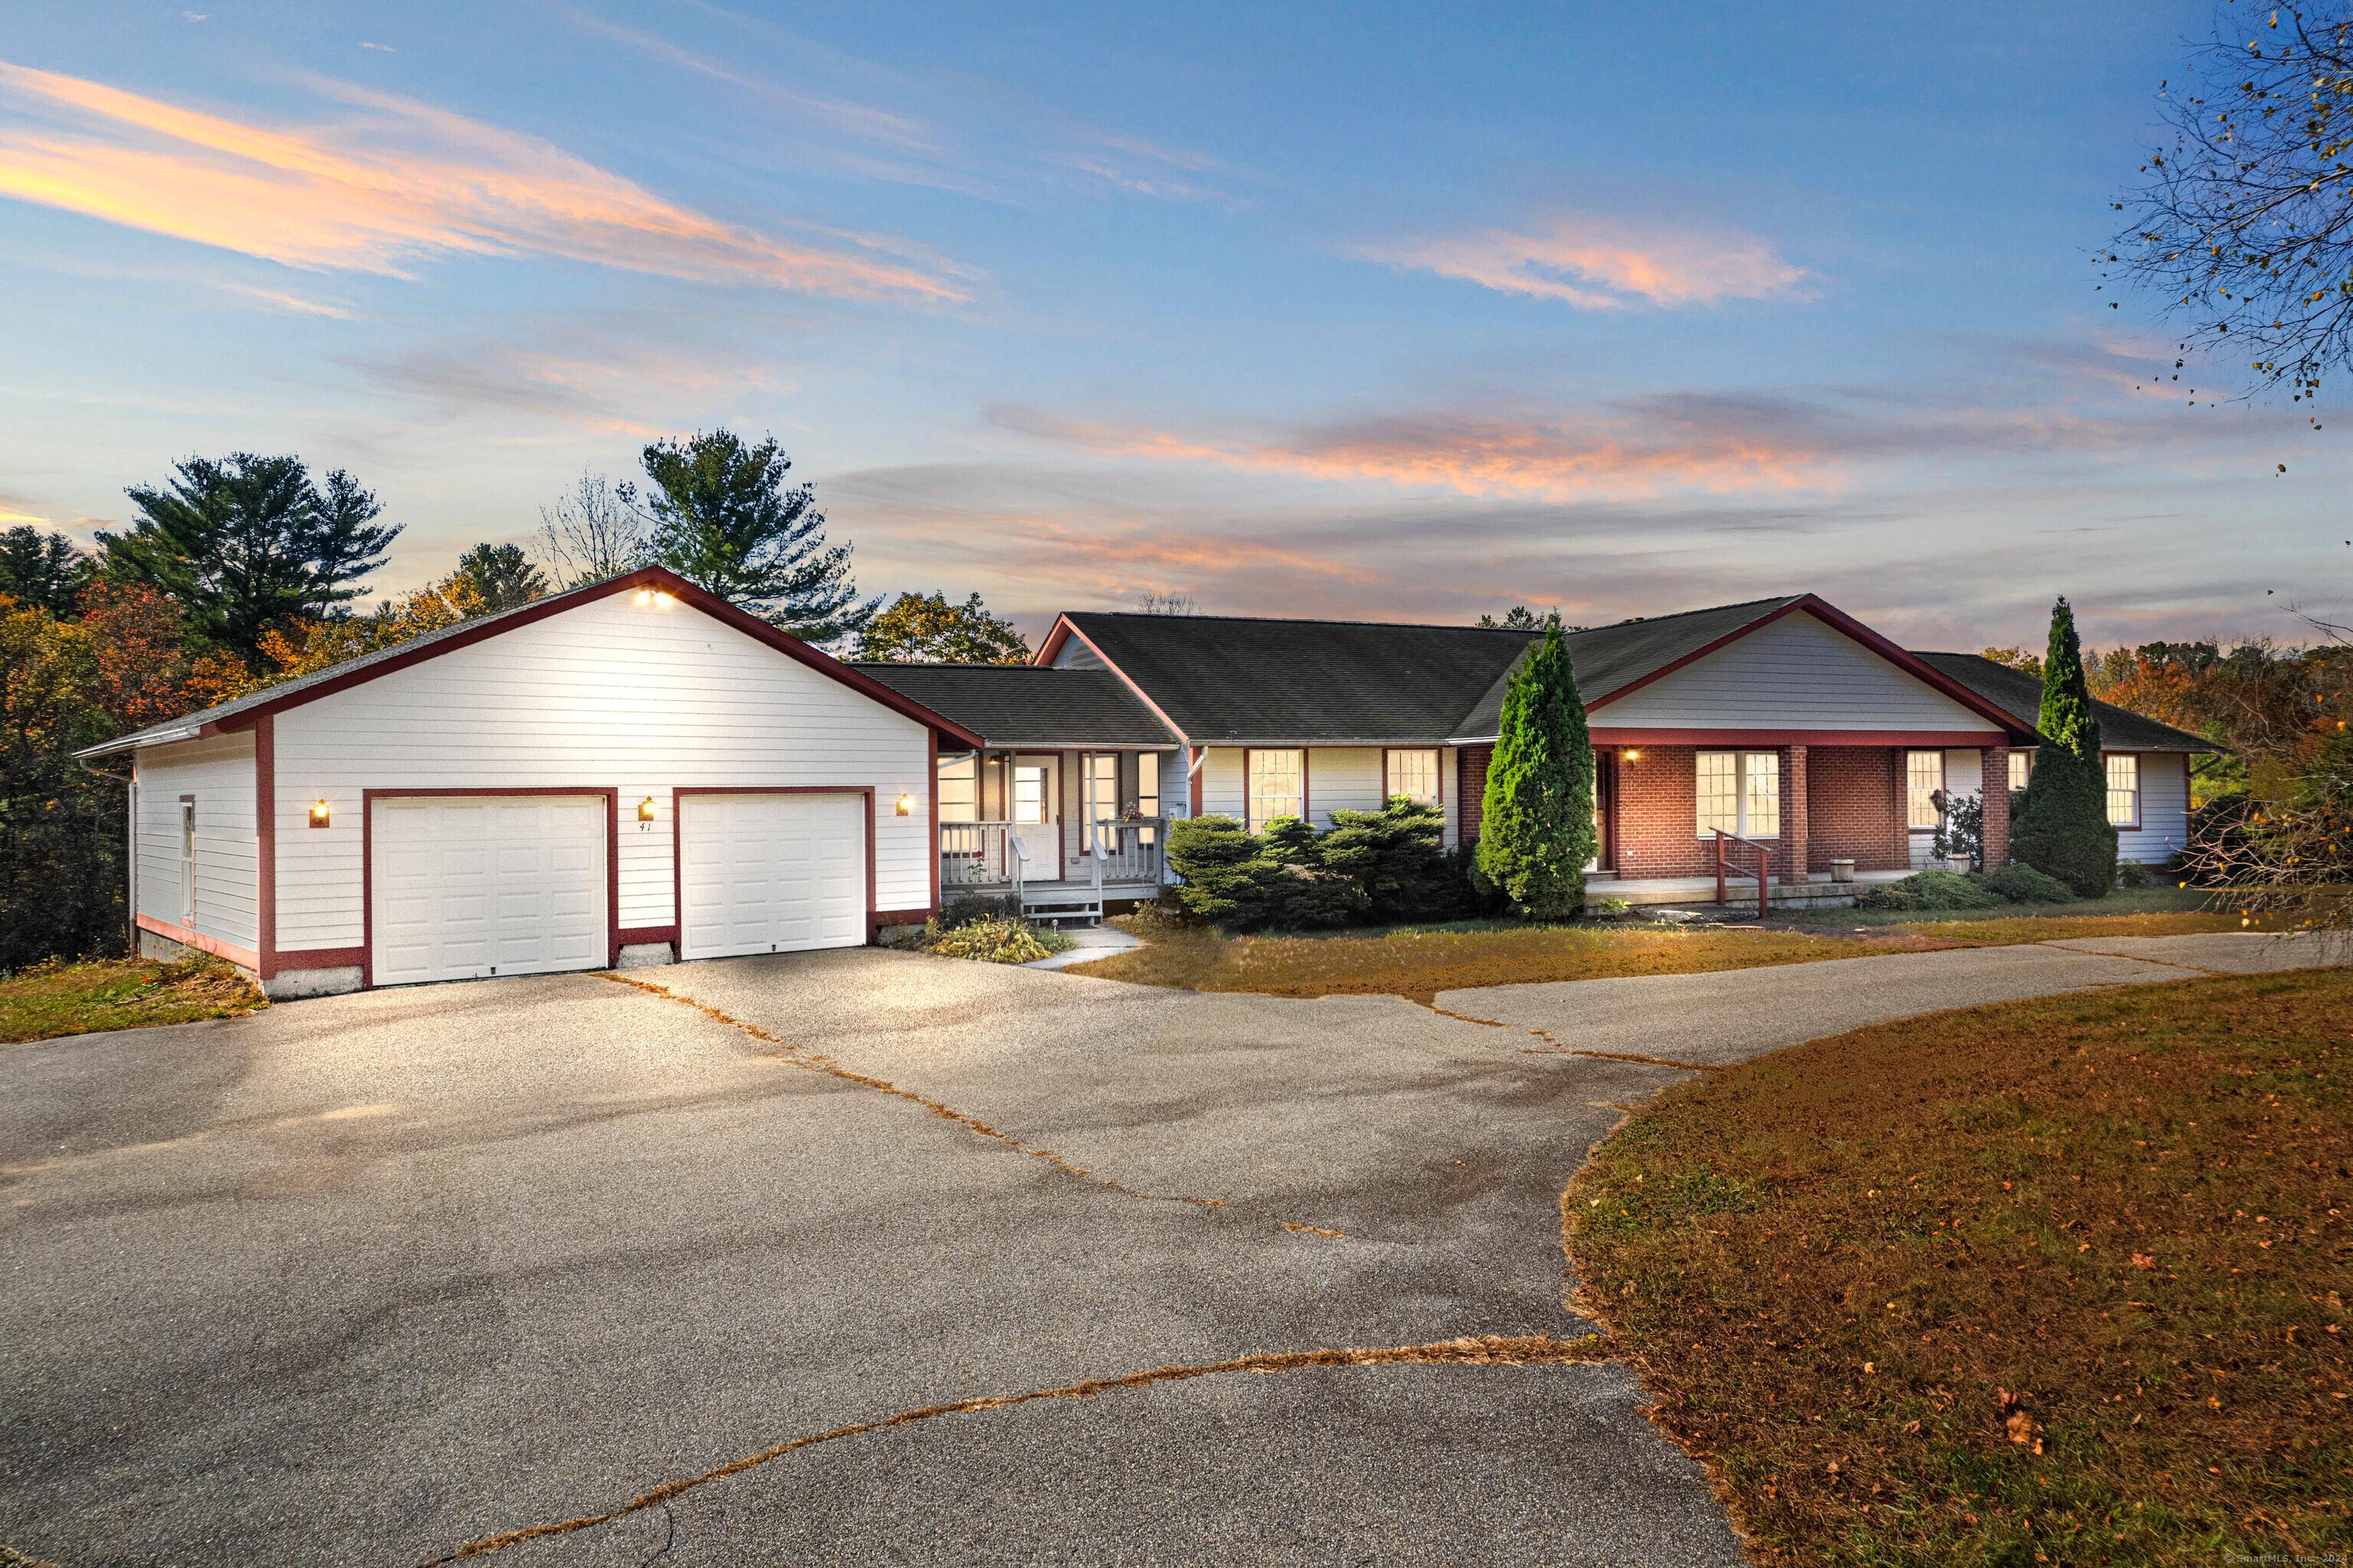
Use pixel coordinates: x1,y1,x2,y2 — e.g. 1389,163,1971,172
1021,891,1105,926
1584,868,1914,912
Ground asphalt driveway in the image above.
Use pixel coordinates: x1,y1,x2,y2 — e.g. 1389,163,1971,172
1,931,2334,1566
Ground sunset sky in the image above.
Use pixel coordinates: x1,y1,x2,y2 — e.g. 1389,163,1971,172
3,0,2342,650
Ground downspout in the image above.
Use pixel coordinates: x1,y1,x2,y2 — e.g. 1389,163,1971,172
74,751,136,957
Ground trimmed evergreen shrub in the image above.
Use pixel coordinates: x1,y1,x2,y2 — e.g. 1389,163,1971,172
2011,596,2119,898
1476,617,1597,918
1856,869,2006,912
1165,815,1279,926
1322,797,1470,922
2116,859,2159,889
1981,863,2075,904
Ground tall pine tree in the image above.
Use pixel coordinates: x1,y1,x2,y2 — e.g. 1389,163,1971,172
2011,595,2119,898
1475,616,1596,918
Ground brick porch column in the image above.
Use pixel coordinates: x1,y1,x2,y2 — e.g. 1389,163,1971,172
1890,748,1910,869
1981,747,2011,867
1785,745,1808,884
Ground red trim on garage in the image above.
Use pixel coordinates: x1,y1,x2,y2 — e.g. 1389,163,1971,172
361,787,620,990
1588,728,2007,748
135,914,260,971
669,786,894,950
928,729,941,914
274,946,364,973
617,925,678,947
254,713,276,980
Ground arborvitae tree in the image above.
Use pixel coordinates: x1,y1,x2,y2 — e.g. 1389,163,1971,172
1474,615,1596,918
2011,595,2119,898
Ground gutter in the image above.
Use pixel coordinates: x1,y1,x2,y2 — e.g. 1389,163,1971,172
74,724,199,761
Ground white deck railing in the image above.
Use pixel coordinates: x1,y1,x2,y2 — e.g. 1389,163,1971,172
940,817,1167,889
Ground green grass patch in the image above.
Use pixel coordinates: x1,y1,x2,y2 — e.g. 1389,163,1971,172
1,954,266,1043
1565,966,2353,1566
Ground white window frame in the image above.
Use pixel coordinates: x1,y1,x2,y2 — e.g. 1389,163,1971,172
2105,753,2140,828
1012,764,1049,827
1906,750,1945,831
2008,750,2031,792
1696,751,1779,839
1084,752,1120,833
937,754,980,823
1383,748,1441,809
178,797,197,925
1246,748,1305,833
1136,752,1160,819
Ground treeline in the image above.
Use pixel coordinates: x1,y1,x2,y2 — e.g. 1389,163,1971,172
2,429,1036,971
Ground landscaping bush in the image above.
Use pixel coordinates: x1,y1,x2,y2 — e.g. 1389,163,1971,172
939,891,1022,927
1168,800,1474,930
2116,856,2159,889
2011,595,2119,897
1979,862,2075,904
1855,868,2006,912
1476,616,1596,917
925,913,1072,964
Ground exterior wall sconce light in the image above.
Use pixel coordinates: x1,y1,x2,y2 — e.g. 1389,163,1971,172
895,792,913,816
309,800,331,828
638,797,657,822
635,588,654,605
1622,749,1641,764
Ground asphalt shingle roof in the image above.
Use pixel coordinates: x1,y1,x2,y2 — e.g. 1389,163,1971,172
1909,653,2219,751
849,664,1177,748
1055,612,1540,744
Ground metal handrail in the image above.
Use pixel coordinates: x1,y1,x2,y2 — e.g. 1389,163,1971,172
1713,829,1772,918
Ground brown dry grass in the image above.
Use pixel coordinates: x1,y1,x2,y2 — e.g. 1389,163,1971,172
1566,967,2353,1566
1063,909,2241,1003
0,954,265,1043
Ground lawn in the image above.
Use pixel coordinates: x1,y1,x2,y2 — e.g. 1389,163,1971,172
1065,901,2247,1003
0,954,267,1043
1565,966,2352,1566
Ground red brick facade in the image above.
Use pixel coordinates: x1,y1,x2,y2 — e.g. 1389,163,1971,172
1804,746,1909,872
1980,747,2011,868
1457,745,1491,842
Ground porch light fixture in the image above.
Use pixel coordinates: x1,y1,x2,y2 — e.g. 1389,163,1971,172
635,588,654,605
638,797,657,822
1622,749,1641,764
309,800,330,828
895,792,913,816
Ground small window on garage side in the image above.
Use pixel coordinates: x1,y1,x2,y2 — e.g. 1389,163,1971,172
2105,753,2139,826
180,800,197,924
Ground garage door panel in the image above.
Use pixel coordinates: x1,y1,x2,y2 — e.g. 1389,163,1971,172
371,797,608,987
679,793,866,961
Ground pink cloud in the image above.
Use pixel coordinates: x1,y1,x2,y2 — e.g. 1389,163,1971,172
989,403,1837,499
1369,218,1812,309
0,61,972,301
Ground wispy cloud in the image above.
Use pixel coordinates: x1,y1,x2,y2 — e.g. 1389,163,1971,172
0,60,973,301
1366,218,1812,309
349,322,788,430
988,398,1841,499
216,281,357,317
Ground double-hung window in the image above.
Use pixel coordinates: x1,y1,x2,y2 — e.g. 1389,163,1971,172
1085,753,1120,833
1696,751,1778,838
2008,751,2031,791
1247,749,1304,833
1136,753,1160,819
1386,748,1439,808
2105,753,2139,827
1906,751,1945,830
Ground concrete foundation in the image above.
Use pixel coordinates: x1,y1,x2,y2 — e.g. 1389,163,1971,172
616,942,676,969
264,967,364,1000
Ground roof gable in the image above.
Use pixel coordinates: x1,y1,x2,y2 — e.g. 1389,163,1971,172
1587,608,1995,733
77,566,982,758
850,663,1178,748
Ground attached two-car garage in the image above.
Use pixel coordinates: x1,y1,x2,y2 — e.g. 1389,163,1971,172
366,791,872,987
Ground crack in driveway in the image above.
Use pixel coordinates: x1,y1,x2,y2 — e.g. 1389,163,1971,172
416,1332,1612,1565
600,974,1230,1209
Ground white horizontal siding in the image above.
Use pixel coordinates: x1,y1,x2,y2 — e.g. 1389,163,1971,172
1597,611,1991,732
1199,748,1245,820
1307,747,1383,829
2119,751,2192,866
134,732,258,953
270,594,933,954
1440,746,1459,848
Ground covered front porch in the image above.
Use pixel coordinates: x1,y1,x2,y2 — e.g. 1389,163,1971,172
941,816,1168,923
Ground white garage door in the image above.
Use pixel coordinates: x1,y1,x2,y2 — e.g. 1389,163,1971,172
371,796,608,987
679,793,866,961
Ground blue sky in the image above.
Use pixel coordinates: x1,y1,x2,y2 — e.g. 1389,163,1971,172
2,0,2342,650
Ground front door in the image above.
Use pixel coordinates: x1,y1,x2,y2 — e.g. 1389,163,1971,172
1011,755,1058,879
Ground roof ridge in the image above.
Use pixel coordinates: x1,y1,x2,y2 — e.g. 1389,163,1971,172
1063,611,1540,633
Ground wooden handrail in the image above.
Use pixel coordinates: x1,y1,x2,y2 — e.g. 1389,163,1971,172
1714,829,1772,919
